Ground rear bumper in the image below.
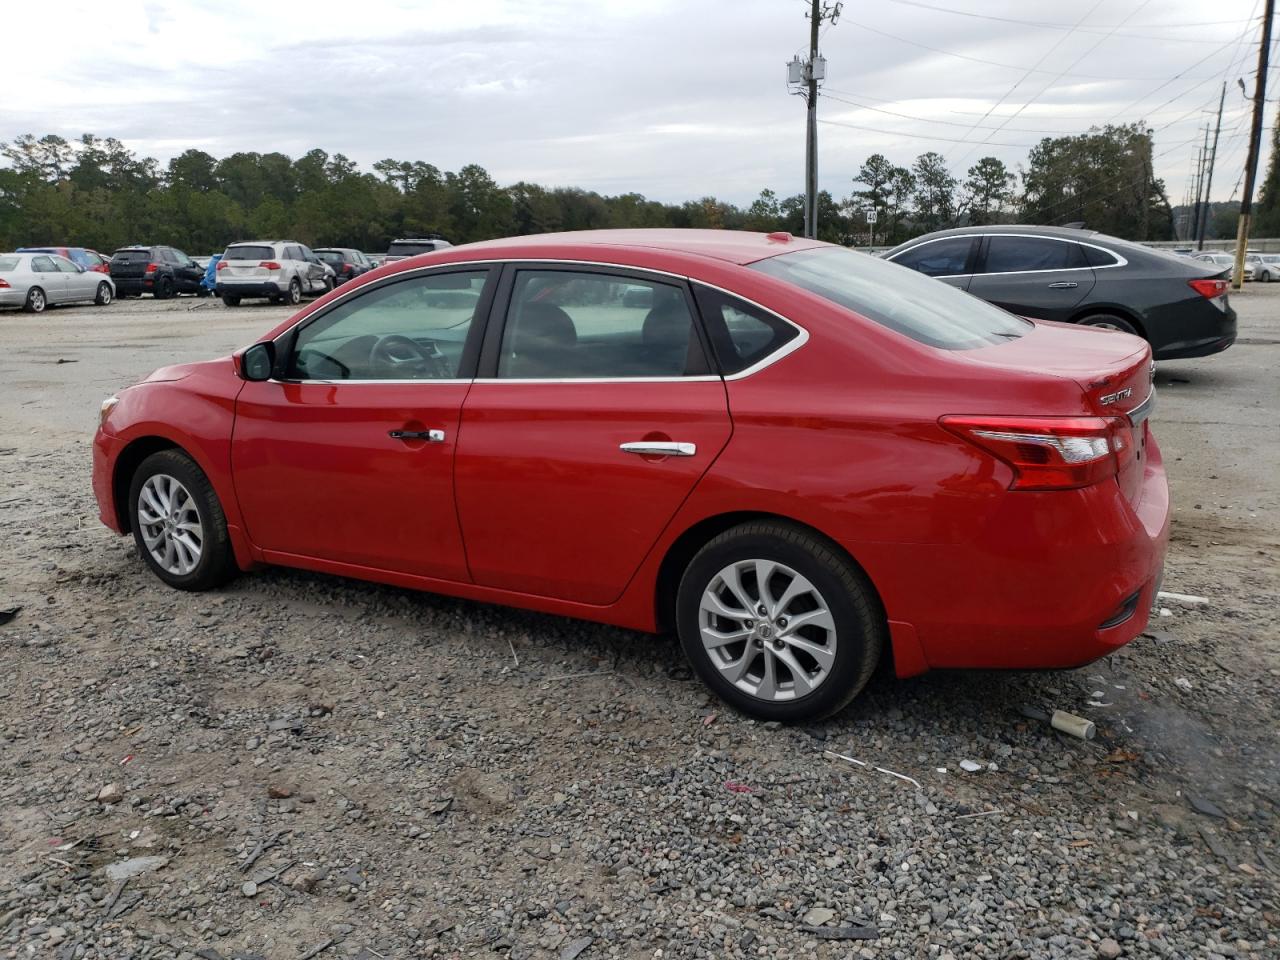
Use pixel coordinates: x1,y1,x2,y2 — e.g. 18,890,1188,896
857,434,1171,674
217,281,282,298
0,289,26,307
1149,299,1237,360
112,278,151,295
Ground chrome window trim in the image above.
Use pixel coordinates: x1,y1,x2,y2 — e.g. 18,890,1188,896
267,258,810,386
886,232,1128,279
1126,389,1155,425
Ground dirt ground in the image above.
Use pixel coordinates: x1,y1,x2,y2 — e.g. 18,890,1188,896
0,288,1277,959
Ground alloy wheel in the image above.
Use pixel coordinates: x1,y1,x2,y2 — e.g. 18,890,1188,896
698,559,837,702
136,473,204,576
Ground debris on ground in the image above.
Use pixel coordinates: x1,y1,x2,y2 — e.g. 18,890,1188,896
1050,710,1096,740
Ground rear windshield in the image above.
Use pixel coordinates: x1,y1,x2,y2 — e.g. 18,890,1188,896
316,250,345,263
224,245,275,261
751,246,1030,350
112,249,151,262
0,256,19,271
387,241,439,257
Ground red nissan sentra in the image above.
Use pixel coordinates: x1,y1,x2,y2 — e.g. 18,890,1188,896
92,229,1169,721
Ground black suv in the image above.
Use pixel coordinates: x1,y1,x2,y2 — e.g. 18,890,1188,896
314,247,372,285
109,245,207,298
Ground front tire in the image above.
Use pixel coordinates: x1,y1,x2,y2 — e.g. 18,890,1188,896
95,282,113,306
24,286,47,313
128,450,237,591
676,521,884,722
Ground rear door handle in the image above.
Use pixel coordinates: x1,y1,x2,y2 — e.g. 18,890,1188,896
620,441,696,457
389,429,445,442
1047,281,1078,289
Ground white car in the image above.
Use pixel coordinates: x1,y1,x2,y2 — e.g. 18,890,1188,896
0,251,115,313
1193,252,1252,281
1248,253,1280,282
215,241,334,306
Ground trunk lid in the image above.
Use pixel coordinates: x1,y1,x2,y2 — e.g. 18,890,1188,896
962,319,1154,502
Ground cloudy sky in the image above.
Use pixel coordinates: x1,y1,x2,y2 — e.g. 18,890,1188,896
3,0,1273,207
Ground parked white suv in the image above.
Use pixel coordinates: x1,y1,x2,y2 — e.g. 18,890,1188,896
384,237,453,263
215,241,333,306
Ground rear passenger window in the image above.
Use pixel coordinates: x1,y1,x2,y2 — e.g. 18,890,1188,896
981,236,1085,273
1081,245,1120,267
498,271,707,379
890,237,974,277
694,286,799,375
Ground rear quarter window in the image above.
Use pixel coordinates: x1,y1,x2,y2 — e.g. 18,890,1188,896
752,246,1030,350
0,256,19,271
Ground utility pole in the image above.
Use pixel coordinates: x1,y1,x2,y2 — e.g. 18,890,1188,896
1232,0,1275,289
787,1,841,239
1190,129,1209,249
1197,83,1227,250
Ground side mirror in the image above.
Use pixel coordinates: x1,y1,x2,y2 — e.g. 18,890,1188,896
241,342,275,381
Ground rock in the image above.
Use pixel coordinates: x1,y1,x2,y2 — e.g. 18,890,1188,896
268,784,294,799
97,783,123,804
1188,794,1227,819
241,881,258,897
1098,937,1122,958
560,935,593,960
104,856,169,881
803,907,836,926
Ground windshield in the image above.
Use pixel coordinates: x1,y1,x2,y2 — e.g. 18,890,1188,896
751,246,1030,350
224,245,275,261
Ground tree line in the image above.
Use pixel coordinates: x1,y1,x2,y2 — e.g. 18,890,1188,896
0,123,1215,255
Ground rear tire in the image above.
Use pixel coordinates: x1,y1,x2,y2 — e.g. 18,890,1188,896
95,282,113,306
221,295,241,307
24,287,47,313
128,450,238,591
676,521,885,722
1078,313,1140,337
286,278,302,305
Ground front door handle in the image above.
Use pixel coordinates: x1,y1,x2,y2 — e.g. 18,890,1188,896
389,429,445,442
620,441,696,457
1047,281,1078,289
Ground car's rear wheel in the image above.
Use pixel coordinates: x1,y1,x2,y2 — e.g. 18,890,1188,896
676,521,884,721
155,277,174,300
24,287,46,313
128,450,237,591
221,295,241,307
95,282,113,306
286,279,302,305
1079,313,1139,336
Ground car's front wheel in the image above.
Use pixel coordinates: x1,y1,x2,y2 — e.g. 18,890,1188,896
676,521,884,721
128,449,237,591
95,282,113,306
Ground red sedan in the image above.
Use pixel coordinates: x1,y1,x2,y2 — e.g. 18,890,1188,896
92,230,1169,720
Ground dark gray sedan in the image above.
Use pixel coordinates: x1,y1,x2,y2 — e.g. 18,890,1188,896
883,225,1236,360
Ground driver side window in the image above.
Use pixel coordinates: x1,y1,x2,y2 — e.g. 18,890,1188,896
286,270,488,381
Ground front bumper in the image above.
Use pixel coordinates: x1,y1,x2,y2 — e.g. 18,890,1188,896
92,427,125,533
857,434,1172,672
216,281,282,299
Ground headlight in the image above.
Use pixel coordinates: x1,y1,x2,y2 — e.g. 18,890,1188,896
99,396,119,426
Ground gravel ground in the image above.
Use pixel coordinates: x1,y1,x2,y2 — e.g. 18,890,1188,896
0,289,1277,960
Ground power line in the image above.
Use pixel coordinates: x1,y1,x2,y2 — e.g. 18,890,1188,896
883,0,1256,39
952,0,1153,170
841,18,1222,81
818,116,1034,148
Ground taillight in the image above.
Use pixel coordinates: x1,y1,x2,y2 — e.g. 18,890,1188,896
216,260,228,270
1188,278,1228,299
259,260,282,270
940,415,1132,491
0,279,10,289
342,263,354,274
145,262,158,274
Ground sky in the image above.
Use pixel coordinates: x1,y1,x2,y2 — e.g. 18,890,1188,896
2,0,1274,208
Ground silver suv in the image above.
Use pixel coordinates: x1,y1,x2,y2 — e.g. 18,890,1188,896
215,241,333,306
384,237,453,263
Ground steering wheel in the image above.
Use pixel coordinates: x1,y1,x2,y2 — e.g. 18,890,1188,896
369,334,432,378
